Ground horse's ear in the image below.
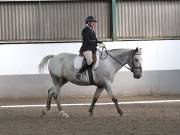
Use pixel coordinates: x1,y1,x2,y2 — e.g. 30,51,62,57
135,47,138,52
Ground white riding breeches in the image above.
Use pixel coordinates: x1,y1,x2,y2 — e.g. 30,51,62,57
83,51,93,65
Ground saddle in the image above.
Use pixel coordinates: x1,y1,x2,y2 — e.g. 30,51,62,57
74,51,100,84
74,51,100,70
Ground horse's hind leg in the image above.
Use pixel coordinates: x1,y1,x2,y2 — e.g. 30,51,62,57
40,87,55,117
89,86,104,116
105,82,123,116
47,87,55,110
52,78,69,118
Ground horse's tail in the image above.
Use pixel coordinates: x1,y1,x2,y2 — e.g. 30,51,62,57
39,55,54,73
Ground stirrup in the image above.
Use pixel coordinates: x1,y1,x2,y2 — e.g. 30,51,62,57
74,73,82,80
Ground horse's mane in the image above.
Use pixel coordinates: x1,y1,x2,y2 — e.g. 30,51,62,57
108,48,133,54
109,48,133,52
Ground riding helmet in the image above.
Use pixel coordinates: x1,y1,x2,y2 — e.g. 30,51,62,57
85,16,98,24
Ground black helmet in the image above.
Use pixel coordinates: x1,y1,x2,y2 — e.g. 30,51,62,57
85,16,98,24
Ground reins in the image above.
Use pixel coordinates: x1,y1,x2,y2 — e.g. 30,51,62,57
100,46,133,72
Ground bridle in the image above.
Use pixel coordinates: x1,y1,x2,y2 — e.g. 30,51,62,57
131,51,142,73
100,46,141,72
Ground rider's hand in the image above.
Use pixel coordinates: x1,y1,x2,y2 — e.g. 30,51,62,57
98,42,105,48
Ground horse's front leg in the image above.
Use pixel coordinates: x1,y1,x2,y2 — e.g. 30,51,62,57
89,86,104,116
112,96,123,116
105,82,123,116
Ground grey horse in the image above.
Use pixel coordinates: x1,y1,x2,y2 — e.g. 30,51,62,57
39,47,142,117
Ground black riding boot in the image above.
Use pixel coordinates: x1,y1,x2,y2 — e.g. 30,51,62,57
74,62,92,80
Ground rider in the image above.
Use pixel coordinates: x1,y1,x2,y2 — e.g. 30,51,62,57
74,16,102,80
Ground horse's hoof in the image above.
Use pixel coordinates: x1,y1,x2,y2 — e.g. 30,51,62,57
120,112,124,117
89,112,94,117
58,110,70,118
63,114,70,118
40,109,46,118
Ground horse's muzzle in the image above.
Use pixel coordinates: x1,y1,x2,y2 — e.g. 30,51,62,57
134,74,141,79
133,68,142,79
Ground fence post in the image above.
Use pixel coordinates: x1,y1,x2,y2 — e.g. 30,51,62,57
112,0,117,41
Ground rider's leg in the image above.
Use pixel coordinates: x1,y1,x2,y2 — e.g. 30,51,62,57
74,51,93,80
83,51,93,66
83,51,94,70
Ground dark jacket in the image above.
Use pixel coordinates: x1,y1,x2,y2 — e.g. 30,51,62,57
79,26,98,53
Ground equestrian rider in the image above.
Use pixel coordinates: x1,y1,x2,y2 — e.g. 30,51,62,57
74,16,102,80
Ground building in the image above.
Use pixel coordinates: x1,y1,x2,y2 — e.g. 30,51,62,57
0,0,180,98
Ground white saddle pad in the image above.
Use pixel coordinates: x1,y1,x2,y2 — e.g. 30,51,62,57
74,51,99,70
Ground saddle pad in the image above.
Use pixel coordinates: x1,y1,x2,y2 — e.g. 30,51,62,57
74,51,99,70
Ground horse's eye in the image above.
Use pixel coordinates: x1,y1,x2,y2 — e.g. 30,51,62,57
135,59,139,62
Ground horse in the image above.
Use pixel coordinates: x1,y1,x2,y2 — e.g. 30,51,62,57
39,47,142,117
